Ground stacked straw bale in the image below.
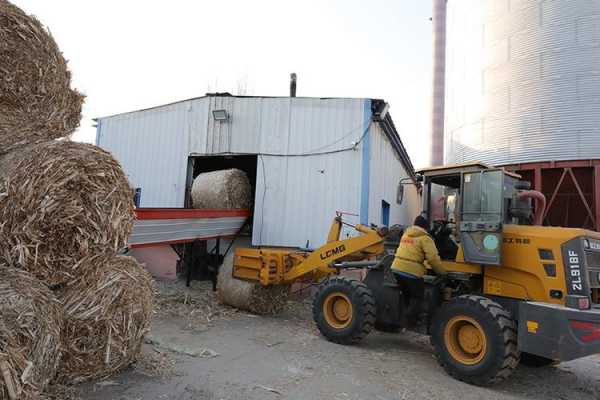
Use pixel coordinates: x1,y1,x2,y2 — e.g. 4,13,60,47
0,268,62,400
56,255,155,383
0,0,84,153
0,140,135,286
0,1,155,392
191,168,252,209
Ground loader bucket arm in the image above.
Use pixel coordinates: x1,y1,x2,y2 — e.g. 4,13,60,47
232,219,385,286
284,224,384,282
326,216,343,243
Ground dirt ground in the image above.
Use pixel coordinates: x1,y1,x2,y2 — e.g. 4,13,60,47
72,280,600,400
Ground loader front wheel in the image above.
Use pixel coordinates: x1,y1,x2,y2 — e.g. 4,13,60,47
313,277,376,345
430,295,520,386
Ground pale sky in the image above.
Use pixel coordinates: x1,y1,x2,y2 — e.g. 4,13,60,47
14,0,433,168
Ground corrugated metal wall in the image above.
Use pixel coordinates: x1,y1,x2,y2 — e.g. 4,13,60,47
98,96,418,248
98,99,208,207
445,0,600,165
368,122,420,228
248,98,367,247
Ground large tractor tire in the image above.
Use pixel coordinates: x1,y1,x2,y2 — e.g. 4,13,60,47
519,352,557,368
430,295,520,386
313,276,376,345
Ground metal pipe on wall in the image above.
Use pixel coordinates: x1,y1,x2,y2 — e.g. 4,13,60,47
290,73,297,97
430,0,446,167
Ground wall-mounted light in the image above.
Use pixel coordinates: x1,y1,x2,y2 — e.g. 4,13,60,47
212,109,229,122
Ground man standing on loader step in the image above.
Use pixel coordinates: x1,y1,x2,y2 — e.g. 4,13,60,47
392,215,446,324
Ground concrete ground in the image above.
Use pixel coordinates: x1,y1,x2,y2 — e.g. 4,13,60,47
78,283,600,400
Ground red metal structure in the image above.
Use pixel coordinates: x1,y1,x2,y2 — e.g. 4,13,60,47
130,208,250,248
504,160,600,231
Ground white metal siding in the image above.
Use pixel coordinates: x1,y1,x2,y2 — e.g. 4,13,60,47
98,97,413,248
445,0,600,166
368,123,420,228
249,98,366,247
98,99,208,207
190,97,368,156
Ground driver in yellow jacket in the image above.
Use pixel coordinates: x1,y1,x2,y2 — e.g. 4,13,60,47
392,215,446,324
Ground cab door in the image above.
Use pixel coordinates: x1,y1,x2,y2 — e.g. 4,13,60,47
459,169,504,266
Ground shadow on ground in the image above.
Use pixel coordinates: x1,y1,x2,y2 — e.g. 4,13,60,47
79,300,600,400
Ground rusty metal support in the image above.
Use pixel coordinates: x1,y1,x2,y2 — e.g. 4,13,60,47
534,167,542,192
596,165,600,232
505,160,600,231
544,168,568,221
567,168,596,230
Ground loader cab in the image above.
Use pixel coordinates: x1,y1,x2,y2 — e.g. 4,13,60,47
417,163,529,267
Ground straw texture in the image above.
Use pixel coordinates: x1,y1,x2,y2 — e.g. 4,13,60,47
217,251,289,315
0,267,62,400
191,169,252,210
0,140,135,286
0,1,83,153
55,255,155,383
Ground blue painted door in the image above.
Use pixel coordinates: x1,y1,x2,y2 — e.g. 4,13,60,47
381,200,390,227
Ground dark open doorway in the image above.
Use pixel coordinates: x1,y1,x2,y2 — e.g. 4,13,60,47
185,154,258,213
180,154,258,285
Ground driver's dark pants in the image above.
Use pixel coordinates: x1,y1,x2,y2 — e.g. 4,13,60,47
393,271,424,325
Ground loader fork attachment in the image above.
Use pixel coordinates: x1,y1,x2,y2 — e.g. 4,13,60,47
232,216,385,286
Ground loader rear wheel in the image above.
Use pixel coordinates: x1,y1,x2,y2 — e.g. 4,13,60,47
431,295,520,386
313,277,375,345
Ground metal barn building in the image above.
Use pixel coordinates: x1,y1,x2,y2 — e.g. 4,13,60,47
96,94,420,248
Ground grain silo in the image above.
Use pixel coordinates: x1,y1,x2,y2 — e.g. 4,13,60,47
442,0,600,230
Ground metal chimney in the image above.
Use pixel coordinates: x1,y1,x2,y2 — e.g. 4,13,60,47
290,73,297,97
430,0,447,166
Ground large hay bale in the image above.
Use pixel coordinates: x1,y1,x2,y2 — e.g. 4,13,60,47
0,140,135,286
0,1,84,153
0,267,62,400
191,168,252,209
56,255,155,384
217,250,290,315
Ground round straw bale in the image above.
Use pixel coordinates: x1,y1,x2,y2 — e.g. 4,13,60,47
55,255,155,384
0,140,135,286
217,250,290,315
0,267,62,400
191,168,252,209
0,1,84,153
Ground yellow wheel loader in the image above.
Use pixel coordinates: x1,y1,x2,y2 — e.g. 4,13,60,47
221,162,600,385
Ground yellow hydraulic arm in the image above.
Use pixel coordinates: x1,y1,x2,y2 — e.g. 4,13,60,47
233,214,386,286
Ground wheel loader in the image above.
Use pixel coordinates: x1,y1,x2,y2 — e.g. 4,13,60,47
221,162,600,385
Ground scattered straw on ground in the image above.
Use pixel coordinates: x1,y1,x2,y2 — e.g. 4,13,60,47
155,279,241,332
0,267,62,400
0,0,84,153
55,255,155,384
0,140,135,286
40,385,81,400
133,346,176,379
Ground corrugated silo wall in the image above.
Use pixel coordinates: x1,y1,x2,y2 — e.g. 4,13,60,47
444,0,600,230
